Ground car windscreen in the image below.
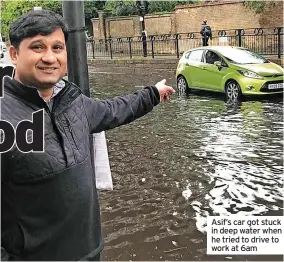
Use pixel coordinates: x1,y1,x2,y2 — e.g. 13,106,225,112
220,48,269,64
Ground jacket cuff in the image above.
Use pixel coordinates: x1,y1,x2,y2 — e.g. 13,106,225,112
144,86,160,106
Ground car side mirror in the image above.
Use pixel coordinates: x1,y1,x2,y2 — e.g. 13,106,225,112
214,61,222,67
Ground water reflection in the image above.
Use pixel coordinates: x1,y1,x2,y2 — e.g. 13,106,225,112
185,98,283,234
90,70,283,261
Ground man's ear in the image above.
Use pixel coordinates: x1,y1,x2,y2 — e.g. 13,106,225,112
9,45,18,66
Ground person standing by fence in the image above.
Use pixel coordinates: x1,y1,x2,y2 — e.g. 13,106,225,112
200,19,212,46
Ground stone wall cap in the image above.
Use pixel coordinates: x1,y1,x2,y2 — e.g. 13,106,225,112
107,15,140,21
146,12,173,17
105,12,172,21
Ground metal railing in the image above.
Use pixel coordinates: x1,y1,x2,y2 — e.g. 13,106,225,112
86,27,283,59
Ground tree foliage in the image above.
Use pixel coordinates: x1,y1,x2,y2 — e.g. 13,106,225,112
1,1,59,39
0,0,106,39
104,0,138,16
243,0,276,14
148,1,196,13
1,0,207,39
104,0,197,16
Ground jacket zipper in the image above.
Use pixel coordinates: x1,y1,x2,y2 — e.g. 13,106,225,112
52,84,81,164
41,100,70,164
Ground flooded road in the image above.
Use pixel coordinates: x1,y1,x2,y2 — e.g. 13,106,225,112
89,65,283,261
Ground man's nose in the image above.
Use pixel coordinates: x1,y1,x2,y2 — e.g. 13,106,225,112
41,49,57,63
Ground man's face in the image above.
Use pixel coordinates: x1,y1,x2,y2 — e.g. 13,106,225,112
10,28,67,89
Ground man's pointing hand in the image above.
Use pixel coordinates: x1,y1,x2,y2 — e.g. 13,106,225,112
155,79,175,102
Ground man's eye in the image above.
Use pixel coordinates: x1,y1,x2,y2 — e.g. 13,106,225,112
54,46,64,50
32,46,43,50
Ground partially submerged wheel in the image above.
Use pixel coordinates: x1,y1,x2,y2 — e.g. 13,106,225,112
177,76,190,95
225,80,242,101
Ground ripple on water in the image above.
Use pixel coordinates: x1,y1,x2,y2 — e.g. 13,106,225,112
90,73,283,260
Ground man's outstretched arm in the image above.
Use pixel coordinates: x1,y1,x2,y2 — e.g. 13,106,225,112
83,79,175,134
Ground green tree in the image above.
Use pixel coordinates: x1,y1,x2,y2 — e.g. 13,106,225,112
1,1,60,39
243,0,276,14
104,0,198,17
0,0,106,39
104,0,138,16
148,1,196,13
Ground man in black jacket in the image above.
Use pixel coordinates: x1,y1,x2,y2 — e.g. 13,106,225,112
1,9,175,261
200,19,212,46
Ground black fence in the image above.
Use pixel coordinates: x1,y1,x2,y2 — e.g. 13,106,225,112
86,27,283,59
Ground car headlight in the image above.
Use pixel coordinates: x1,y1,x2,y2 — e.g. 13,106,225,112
238,70,263,79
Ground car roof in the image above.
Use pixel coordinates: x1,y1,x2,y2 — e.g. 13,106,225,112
186,46,247,53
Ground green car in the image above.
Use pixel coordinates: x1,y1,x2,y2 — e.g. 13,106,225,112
176,46,284,101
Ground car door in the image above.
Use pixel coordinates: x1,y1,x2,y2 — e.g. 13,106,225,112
201,50,229,91
184,49,205,88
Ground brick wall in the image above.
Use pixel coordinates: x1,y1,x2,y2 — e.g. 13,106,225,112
92,1,283,39
175,0,283,32
92,18,100,38
144,14,173,35
108,17,136,38
258,2,283,28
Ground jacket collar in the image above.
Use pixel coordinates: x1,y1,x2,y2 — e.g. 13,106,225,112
3,77,82,114
15,79,66,102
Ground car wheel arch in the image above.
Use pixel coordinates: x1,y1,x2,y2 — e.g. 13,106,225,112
178,74,192,84
224,79,239,92
176,74,184,80
225,79,243,101
177,74,190,94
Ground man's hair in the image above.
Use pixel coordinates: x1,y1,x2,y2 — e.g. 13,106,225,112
9,9,69,49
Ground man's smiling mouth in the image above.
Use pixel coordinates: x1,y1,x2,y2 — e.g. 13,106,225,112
37,66,59,73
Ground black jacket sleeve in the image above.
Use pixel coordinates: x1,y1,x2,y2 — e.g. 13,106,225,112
82,86,160,134
200,25,205,35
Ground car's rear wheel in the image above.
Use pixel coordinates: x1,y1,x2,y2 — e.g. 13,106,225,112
225,80,242,101
177,75,190,95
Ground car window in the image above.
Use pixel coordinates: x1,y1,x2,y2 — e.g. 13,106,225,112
205,51,221,64
187,50,204,62
205,50,228,67
184,51,191,59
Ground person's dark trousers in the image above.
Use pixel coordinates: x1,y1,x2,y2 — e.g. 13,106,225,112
202,37,209,46
94,253,101,261
93,253,101,261
1,251,101,261
95,253,101,261
79,253,101,261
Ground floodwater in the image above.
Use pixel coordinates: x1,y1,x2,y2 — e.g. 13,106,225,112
89,65,283,261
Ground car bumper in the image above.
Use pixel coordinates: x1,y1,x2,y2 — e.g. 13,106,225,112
239,77,283,95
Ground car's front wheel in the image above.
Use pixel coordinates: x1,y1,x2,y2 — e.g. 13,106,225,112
177,76,190,95
225,80,242,102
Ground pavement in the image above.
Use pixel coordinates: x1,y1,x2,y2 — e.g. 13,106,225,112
1,51,283,67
